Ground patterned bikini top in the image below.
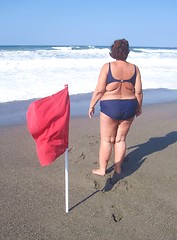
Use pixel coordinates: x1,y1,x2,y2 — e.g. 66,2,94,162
106,63,136,86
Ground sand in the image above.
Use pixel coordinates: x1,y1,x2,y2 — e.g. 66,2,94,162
0,101,177,240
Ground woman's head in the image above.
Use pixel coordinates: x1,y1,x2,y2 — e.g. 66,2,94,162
109,39,130,60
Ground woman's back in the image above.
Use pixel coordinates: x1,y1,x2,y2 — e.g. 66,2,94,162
101,61,137,100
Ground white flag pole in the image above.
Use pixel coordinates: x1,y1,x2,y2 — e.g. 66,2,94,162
65,148,69,213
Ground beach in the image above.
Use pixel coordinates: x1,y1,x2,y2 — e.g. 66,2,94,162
1,100,177,240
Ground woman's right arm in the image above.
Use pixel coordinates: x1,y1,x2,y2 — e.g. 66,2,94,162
88,63,108,118
134,66,143,116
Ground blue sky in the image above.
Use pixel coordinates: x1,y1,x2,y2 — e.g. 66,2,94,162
1,0,177,47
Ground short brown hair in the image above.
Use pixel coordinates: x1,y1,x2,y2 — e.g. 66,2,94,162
109,39,130,60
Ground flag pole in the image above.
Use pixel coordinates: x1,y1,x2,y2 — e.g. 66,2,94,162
64,84,69,213
65,148,69,213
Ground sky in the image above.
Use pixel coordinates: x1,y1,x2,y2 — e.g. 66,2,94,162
0,0,177,47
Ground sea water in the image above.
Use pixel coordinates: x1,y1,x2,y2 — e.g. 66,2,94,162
0,45,177,125
0,45,177,103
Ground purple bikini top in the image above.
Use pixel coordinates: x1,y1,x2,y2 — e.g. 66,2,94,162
106,63,136,86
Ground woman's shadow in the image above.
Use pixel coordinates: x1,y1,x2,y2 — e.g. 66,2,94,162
103,131,177,192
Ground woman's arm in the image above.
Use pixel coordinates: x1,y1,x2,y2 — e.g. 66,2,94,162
134,66,143,117
88,63,108,118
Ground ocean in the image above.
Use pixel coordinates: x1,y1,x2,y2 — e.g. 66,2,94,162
0,45,177,125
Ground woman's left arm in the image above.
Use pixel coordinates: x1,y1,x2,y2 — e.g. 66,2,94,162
134,66,143,117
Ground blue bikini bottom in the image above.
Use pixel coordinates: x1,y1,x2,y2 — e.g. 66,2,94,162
100,99,138,120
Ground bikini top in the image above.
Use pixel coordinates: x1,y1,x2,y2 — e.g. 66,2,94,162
106,63,136,86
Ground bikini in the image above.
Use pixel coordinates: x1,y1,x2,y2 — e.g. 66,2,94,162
100,63,138,120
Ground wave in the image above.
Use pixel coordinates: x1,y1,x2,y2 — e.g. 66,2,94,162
0,45,177,102
52,46,72,51
131,47,177,54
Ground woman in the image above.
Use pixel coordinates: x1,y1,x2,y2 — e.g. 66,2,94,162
88,39,143,176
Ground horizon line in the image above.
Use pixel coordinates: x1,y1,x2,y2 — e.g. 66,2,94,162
0,44,176,49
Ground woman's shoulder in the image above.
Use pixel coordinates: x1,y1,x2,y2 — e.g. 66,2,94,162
101,62,110,72
127,62,141,72
102,62,110,67
128,61,139,68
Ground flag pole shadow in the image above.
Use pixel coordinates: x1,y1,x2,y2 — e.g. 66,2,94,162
68,165,115,212
69,189,100,212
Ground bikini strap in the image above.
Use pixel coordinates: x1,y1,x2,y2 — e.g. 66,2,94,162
134,64,136,73
108,62,111,75
133,64,137,86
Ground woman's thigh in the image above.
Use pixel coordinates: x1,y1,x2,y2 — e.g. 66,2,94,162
115,117,134,142
100,112,118,142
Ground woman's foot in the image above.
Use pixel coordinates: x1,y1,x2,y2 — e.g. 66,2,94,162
114,165,122,175
92,169,105,176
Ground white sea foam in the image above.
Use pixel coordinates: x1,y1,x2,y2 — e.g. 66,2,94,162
0,46,177,103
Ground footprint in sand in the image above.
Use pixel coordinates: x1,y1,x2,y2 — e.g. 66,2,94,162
110,206,123,222
103,173,133,192
89,140,99,147
94,180,101,190
118,179,132,191
111,213,123,222
78,152,86,159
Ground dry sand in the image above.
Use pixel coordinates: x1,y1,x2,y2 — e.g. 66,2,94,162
0,101,177,240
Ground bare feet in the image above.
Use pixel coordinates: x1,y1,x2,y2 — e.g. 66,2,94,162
92,169,105,176
115,170,121,175
114,165,122,175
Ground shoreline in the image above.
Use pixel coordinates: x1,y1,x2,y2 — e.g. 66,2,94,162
1,88,177,127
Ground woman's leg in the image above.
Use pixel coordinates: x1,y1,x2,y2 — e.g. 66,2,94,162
92,112,118,176
114,118,134,174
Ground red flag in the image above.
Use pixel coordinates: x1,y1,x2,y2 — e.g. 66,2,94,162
26,86,70,166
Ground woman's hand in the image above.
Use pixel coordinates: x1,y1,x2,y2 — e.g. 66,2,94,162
88,106,95,118
136,107,142,117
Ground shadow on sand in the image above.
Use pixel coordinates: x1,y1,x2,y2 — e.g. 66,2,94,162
70,131,177,211
103,131,177,192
